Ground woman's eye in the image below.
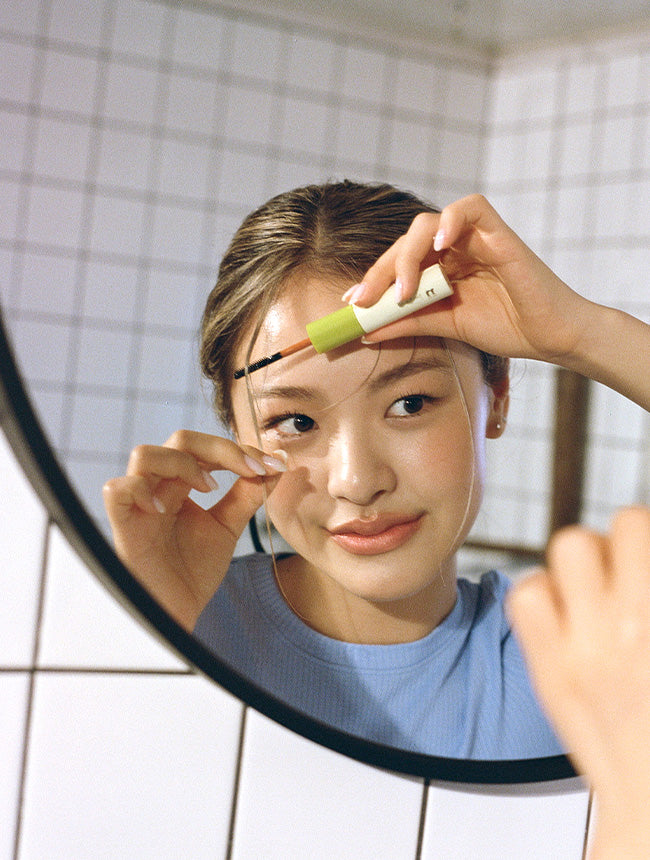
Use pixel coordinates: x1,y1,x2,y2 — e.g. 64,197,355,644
269,413,315,435
387,395,430,417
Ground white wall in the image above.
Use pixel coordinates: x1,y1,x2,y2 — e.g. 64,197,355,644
480,34,650,534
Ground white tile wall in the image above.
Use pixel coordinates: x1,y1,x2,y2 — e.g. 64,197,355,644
0,432,45,666
231,710,424,860
422,779,590,859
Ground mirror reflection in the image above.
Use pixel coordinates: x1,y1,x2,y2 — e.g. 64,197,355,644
2,0,648,762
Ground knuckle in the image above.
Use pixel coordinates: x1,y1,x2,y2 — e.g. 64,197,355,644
166,428,193,449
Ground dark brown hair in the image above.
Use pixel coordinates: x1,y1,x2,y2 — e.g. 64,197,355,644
200,180,508,426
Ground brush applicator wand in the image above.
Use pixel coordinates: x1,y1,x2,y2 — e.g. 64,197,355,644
233,263,453,379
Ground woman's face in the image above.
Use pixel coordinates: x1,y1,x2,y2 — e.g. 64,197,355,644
230,273,508,636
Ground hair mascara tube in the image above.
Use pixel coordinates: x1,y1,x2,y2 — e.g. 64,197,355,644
305,264,453,353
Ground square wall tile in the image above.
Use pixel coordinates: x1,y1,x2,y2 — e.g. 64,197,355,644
111,0,169,59
135,330,196,395
446,67,488,124
0,1,41,37
75,322,133,387
40,50,99,115
216,149,269,209
341,44,390,106
335,105,382,164
281,95,331,156
20,673,243,860
24,185,86,249
38,525,184,670
6,317,72,387
232,709,424,860
165,73,223,136
0,110,29,172
0,673,30,859
387,116,435,173
229,21,283,81
393,57,446,116
90,193,147,258
103,60,160,125
149,203,207,265
48,0,106,48
421,779,590,859
173,4,225,70
96,127,153,192
0,430,46,665
224,84,278,147
157,137,212,200
286,33,338,94
0,41,37,104
82,260,140,322
19,251,78,314
68,390,128,454
438,128,481,182
142,267,203,331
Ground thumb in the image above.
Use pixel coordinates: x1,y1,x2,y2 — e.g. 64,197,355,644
207,474,273,540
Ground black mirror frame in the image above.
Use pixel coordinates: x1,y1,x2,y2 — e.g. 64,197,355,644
0,309,575,784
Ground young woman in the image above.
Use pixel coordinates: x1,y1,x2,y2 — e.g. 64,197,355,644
104,182,649,762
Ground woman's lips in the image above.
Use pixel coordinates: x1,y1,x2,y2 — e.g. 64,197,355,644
327,515,423,556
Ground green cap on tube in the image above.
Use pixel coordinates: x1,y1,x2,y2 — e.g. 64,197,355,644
306,305,365,353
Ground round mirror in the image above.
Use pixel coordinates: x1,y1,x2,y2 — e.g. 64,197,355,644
2,0,647,785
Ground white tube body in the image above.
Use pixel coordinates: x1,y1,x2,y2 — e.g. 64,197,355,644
353,264,453,333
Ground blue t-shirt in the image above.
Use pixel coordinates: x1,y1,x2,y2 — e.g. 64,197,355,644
194,554,564,760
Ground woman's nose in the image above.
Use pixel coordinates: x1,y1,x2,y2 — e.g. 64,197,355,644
325,428,396,506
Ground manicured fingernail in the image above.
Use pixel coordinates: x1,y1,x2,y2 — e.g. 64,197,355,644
153,496,166,514
265,450,288,471
344,283,368,305
341,284,359,302
395,278,406,303
244,454,267,475
202,470,219,491
433,229,446,252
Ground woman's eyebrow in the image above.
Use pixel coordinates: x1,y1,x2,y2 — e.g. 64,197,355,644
366,357,453,392
254,384,319,402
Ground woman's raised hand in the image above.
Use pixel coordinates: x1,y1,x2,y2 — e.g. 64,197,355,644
354,194,593,366
507,507,650,859
103,431,286,630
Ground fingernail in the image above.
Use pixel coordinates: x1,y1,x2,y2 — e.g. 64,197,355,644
153,496,166,514
433,229,446,252
395,278,406,303
344,283,368,305
341,284,359,302
263,451,288,472
202,470,219,491
244,454,267,475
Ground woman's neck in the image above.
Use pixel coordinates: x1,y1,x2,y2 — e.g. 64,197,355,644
275,555,457,645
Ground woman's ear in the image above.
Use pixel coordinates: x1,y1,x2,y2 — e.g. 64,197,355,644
485,375,510,439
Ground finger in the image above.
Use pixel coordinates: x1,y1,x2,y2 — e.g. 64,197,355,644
506,570,566,699
103,475,163,522
352,212,441,307
164,430,280,477
609,506,650,617
545,524,608,631
127,444,218,494
208,473,277,540
361,297,458,344
433,194,508,255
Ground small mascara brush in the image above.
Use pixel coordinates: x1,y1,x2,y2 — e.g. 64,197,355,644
232,263,453,380
233,337,312,379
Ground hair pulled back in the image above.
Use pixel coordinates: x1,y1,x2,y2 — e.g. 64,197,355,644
200,180,508,426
